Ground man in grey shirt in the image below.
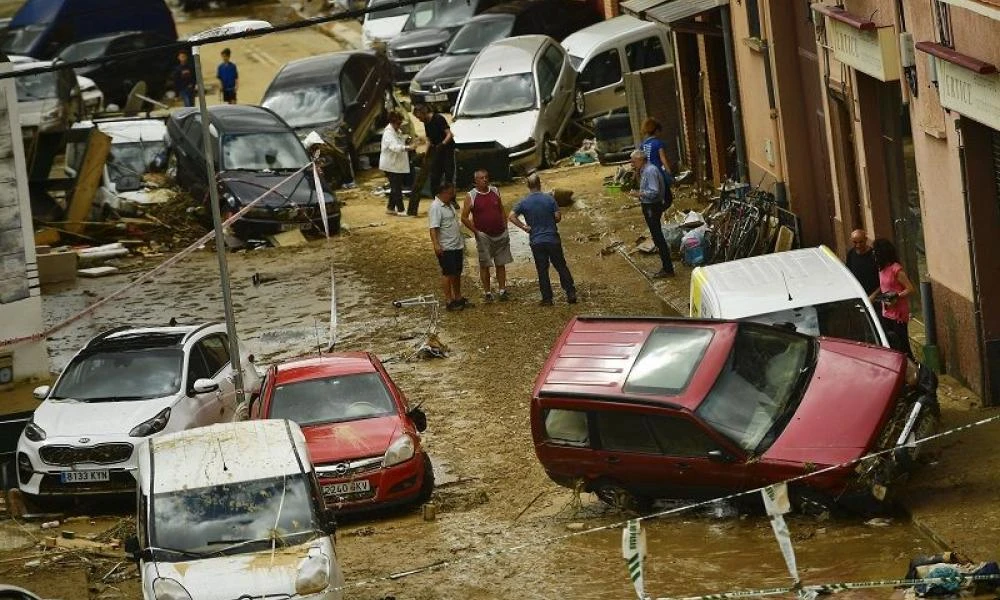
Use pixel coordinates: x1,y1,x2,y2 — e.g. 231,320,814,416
629,149,675,277
429,182,470,311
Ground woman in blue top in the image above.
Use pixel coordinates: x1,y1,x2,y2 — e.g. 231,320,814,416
640,117,674,205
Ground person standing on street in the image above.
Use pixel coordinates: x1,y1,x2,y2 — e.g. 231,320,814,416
461,169,512,302
408,104,454,216
380,111,416,216
509,173,576,306
870,238,916,358
629,149,675,278
172,51,195,107
429,182,469,311
640,117,675,203
845,229,879,297
217,48,239,104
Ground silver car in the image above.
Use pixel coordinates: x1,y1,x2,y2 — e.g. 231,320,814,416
450,34,576,172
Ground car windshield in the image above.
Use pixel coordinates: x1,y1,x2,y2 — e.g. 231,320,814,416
447,18,514,54
405,0,476,31
50,348,184,401
696,325,813,454
747,299,881,345
457,73,535,117
149,474,322,562
57,38,110,62
625,326,715,395
368,0,412,19
15,71,59,100
262,84,342,128
107,141,166,185
0,25,45,55
221,132,309,171
269,372,396,425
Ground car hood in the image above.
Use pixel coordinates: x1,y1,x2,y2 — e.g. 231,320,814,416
763,339,904,466
301,415,402,463
364,16,409,43
452,110,539,149
220,170,318,208
149,541,334,599
415,53,476,85
32,396,175,438
389,27,451,51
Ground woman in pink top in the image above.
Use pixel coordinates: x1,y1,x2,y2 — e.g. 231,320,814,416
869,238,916,358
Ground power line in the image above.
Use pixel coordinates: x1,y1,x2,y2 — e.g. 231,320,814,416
0,0,430,80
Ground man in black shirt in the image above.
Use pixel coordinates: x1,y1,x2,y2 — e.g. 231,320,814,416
845,228,879,295
408,104,455,216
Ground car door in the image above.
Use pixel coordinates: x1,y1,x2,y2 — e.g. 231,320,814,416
198,334,237,421
180,115,210,196
591,409,687,499
578,47,623,118
183,344,224,427
535,44,561,136
338,57,368,150
644,413,750,499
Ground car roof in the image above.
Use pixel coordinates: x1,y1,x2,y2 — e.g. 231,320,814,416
148,420,309,493
536,316,737,412
77,118,167,144
83,324,218,352
479,0,541,16
270,51,357,88
561,15,658,57
274,352,378,385
174,104,292,134
692,246,867,319
62,30,144,46
471,34,549,77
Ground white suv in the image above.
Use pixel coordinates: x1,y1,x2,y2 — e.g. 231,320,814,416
17,323,262,499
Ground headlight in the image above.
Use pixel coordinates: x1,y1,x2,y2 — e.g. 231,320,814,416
130,408,171,438
24,422,46,442
409,79,422,93
152,578,192,600
384,435,415,467
508,138,536,154
904,358,919,387
295,554,331,595
222,191,238,208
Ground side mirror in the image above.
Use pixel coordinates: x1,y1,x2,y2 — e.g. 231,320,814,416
408,407,427,433
191,378,220,395
32,385,51,400
707,449,734,463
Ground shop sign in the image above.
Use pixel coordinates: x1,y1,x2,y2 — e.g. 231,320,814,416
938,59,1000,131
827,18,900,81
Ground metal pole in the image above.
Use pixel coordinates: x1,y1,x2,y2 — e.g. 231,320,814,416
192,46,246,405
720,5,749,183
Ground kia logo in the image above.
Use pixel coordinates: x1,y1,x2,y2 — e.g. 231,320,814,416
78,438,90,444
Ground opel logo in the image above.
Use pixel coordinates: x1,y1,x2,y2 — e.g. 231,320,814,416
333,463,348,476
78,438,90,444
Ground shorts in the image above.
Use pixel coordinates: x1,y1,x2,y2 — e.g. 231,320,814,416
475,230,513,267
437,249,464,276
222,89,237,103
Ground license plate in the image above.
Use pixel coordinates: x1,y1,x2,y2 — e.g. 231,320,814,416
62,470,110,483
425,93,448,102
403,63,426,73
323,480,370,496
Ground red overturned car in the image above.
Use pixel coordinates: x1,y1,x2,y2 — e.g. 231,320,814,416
251,353,433,512
531,317,938,512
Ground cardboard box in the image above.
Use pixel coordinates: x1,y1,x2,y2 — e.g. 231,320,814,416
36,248,78,284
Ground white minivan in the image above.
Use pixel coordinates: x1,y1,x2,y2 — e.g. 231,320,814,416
561,15,673,120
129,420,345,600
689,245,890,347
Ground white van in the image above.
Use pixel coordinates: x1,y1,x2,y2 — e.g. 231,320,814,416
129,420,345,600
689,246,890,347
560,15,672,120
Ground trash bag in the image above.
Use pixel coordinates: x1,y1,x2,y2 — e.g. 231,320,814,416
681,227,707,266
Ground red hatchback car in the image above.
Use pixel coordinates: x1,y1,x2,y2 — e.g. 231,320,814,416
251,353,433,512
531,317,938,512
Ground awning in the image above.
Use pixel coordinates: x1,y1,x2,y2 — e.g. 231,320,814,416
621,0,728,24
915,41,997,75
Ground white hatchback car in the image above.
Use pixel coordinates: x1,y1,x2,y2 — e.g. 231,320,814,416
451,34,577,172
17,323,261,499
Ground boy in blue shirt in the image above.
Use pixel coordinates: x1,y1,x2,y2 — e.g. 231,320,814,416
217,48,239,104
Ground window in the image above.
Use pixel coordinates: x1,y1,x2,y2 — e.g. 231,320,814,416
543,409,589,446
596,412,659,454
647,415,717,457
624,326,715,395
625,36,667,72
198,335,230,375
579,49,622,91
340,66,360,104
537,45,563,100
187,346,212,384
749,299,880,345
933,1,954,48
745,0,761,39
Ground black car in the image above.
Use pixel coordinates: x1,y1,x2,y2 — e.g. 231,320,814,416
166,105,340,238
387,0,503,89
261,50,394,165
56,31,180,107
409,0,602,109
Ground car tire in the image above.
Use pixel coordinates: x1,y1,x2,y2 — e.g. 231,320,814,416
541,134,559,170
416,453,435,505
573,87,586,118
593,480,650,513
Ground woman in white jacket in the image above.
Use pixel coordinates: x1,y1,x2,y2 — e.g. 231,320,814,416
380,111,416,215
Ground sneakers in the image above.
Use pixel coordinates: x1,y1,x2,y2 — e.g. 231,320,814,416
396,210,407,217
484,292,495,303
498,289,509,301
539,298,554,306
652,269,676,278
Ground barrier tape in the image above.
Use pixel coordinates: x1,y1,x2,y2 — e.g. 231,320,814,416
329,410,1000,593
0,164,313,349
655,572,1000,600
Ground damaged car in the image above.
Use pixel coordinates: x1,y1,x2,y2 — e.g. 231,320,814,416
166,104,341,238
531,316,938,513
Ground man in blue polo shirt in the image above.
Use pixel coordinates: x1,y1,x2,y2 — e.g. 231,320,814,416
217,48,239,104
508,173,577,306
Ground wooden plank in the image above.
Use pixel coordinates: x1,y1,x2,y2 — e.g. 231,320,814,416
64,130,111,235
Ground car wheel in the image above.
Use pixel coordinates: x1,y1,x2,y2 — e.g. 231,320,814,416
573,87,586,117
541,134,559,169
416,453,435,504
593,480,649,513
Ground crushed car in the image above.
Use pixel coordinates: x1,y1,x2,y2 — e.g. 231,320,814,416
531,316,938,513
250,353,434,513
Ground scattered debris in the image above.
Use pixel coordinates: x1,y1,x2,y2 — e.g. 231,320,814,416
422,502,437,521
76,243,129,265
415,333,449,360
565,522,586,531
267,228,308,248
78,266,120,278
864,517,892,527
552,188,574,207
